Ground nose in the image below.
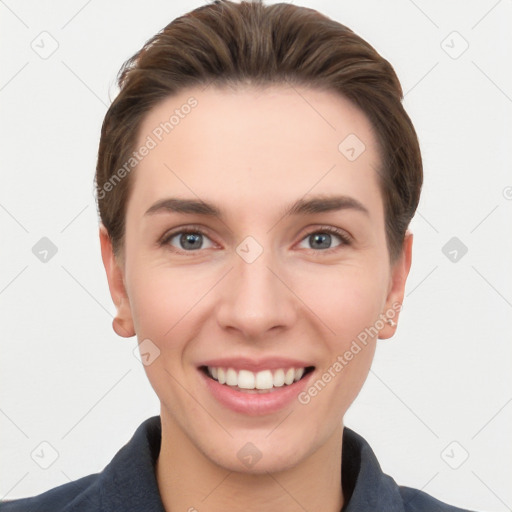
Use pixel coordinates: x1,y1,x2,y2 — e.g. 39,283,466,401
216,243,298,340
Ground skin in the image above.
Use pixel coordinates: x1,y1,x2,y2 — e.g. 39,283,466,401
100,84,413,512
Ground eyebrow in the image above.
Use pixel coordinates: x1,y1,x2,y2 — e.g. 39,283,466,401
144,195,369,219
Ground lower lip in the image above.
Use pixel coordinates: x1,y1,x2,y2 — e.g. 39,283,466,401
199,368,314,416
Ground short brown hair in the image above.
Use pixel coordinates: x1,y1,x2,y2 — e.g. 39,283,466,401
95,0,422,263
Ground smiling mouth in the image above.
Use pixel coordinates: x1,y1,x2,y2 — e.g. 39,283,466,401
200,365,315,393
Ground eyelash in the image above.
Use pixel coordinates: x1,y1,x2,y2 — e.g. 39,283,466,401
159,224,352,256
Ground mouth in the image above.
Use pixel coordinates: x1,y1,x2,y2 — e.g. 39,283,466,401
199,365,315,394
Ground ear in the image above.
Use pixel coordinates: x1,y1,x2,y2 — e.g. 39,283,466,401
378,231,413,340
99,223,135,338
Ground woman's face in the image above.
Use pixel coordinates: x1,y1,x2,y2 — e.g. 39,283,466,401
101,84,411,473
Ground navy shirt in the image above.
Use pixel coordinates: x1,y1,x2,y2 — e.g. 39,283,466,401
1,416,475,511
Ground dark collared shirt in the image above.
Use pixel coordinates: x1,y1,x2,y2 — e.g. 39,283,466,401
1,416,475,511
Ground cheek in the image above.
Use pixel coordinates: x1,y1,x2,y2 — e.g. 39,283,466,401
291,262,386,404
125,256,222,366
125,264,205,399
291,260,388,339
124,252,195,342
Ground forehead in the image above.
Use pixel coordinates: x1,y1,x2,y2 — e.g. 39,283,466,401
129,84,383,218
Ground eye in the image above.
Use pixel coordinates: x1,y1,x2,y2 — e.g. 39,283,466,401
297,227,351,252
161,228,215,253
159,225,351,254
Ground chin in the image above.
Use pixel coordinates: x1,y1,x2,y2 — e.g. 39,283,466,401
217,447,306,475
201,429,318,476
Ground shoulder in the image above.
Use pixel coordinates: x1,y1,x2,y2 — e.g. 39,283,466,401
1,416,164,512
399,485,477,512
342,427,478,512
0,474,100,512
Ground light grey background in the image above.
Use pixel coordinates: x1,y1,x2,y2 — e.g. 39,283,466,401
1,1,511,510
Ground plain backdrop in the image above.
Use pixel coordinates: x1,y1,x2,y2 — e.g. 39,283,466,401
1,1,511,510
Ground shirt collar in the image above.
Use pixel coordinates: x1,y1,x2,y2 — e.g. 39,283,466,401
97,415,404,512
341,427,405,512
99,416,166,512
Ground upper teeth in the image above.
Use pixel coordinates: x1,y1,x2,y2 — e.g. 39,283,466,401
207,367,306,390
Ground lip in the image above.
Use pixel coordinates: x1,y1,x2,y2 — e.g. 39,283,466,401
198,357,314,372
198,365,315,416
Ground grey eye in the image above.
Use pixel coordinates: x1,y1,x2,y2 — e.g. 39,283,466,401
168,232,214,251
297,231,344,250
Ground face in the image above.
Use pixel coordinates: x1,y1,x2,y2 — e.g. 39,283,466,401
100,84,412,474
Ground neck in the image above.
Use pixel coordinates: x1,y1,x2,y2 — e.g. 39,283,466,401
155,411,344,512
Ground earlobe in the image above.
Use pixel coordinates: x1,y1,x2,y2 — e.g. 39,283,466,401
112,299,136,338
99,224,136,338
378,231,413,340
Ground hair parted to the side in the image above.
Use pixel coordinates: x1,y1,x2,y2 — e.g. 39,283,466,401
95,0,422,263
